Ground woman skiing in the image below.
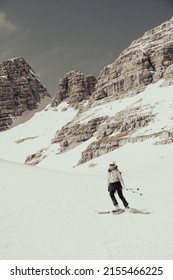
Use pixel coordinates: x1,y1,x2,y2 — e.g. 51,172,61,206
107,161,129,211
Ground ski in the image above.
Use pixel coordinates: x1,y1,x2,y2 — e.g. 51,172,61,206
127,208,152,214
96,208,151,215
112,209,125,214
96,209,125,215
96,211,111,214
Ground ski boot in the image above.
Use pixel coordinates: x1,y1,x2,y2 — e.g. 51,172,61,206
125,205,130,211
112,204,121,213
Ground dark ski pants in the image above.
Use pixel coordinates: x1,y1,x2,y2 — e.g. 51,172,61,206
108,182,128,208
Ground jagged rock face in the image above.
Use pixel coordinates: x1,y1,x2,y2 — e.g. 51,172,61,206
92,17,173,101
162,64,173,86
48,17,173,165
51,71,96,108
78,130,173,165
22,17,173,166
77,109,155,164
52,116,108,152
0,57,51,131
52,18,173,107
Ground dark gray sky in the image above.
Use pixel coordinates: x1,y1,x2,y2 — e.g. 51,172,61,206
0,0,173,96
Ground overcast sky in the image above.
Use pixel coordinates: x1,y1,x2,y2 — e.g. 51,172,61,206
0,0,173,96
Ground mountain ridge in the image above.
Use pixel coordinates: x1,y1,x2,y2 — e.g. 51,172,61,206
51,16,173,109
0,17,173,167
46,16,173,165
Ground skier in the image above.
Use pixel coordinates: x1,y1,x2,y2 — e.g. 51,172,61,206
107,161,129,211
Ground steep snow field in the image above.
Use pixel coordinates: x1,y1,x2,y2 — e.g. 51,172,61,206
0,81,173,259
0,81,173,167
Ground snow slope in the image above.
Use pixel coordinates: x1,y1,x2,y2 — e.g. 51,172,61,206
0,81,173,259
0,138,173,260
0,80,173,169
0,101,77,163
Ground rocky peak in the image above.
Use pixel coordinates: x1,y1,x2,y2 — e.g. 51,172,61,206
92,16,173,101
18,17,173,167
52,18,173,108
51,70,96,108
0,57,51,131
47,17,173,166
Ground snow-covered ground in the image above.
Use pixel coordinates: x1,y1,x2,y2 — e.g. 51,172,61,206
0,80,173,168
0,81,173,259
0,139,173,259
0,101,77,163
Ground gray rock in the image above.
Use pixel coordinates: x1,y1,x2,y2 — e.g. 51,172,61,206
51,116,108,152
24,17,173,166
77,109,155,164
49,17,173,165
51,71,96,108
0,57,51,131
92,16,173,101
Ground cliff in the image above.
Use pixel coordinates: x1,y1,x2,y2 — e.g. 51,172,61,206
0,57,51,131
93,16,173,101
51,71,96,108
4,17,172,166
49,17,173,165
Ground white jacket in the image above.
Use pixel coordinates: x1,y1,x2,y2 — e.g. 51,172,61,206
107,169,125,189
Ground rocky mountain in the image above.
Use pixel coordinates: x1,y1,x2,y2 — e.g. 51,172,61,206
0,57,51,131
52,17,173,107
93,16,173,101
0,17,173,167
51,71,96,108
52,17,173,106
47,17,173,165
